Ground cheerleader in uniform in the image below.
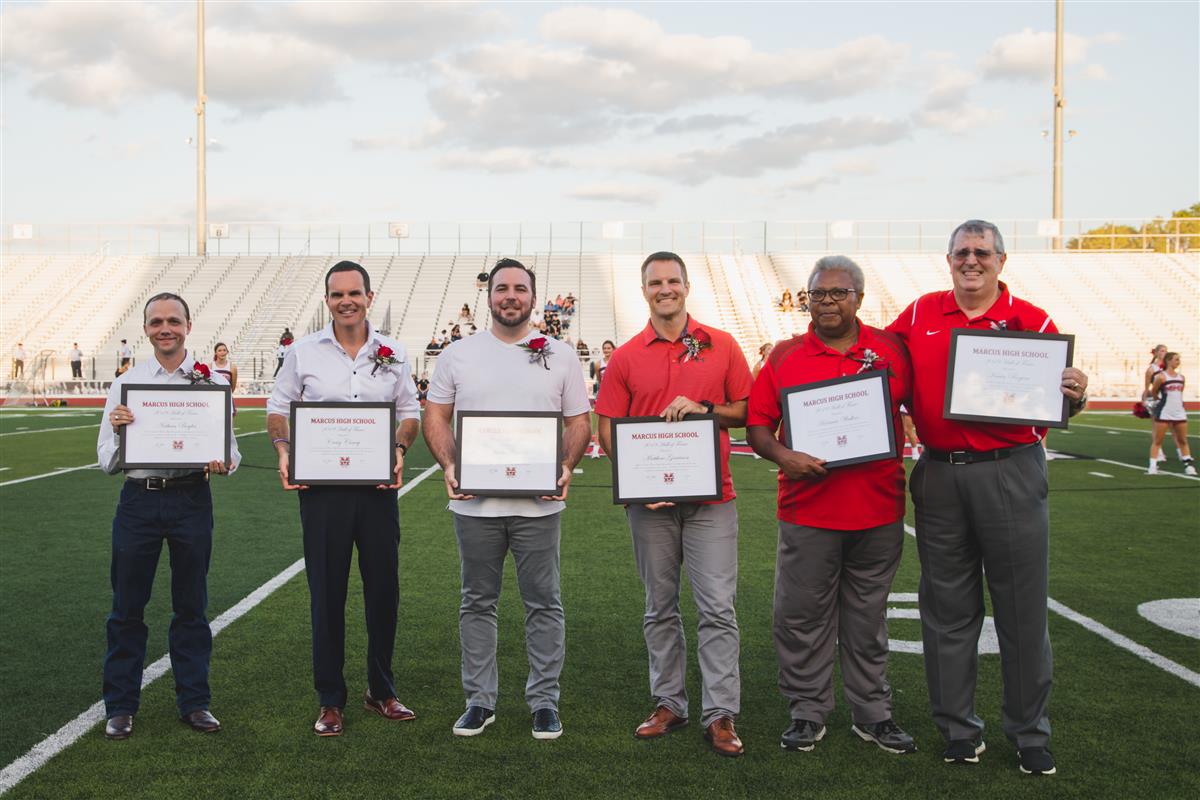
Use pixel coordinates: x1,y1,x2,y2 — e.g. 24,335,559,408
1148,352,1194,475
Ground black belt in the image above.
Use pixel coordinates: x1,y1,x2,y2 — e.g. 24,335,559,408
126,473,208,491
923,441,1039,465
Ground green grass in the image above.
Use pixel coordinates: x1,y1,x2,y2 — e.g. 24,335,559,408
0,409,1197,798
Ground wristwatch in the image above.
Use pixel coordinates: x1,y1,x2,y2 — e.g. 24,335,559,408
700,400,715,414
395,442,408,455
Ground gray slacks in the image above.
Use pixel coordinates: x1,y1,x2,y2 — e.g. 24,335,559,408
453,512,564,712
626,501,740,728
774,519,904,725
910,443,1053,747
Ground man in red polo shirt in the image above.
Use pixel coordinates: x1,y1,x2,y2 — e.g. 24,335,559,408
747,255,916,756
596,251,753,757
887,219,1088,777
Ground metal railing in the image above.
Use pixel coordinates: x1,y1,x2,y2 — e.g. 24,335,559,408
3,218,1196,256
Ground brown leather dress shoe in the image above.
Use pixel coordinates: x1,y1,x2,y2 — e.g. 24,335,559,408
180,709,222,733
105,715,133,740
314,706,344,736
704,717,744,757
635,706,688,739
364,692,416,721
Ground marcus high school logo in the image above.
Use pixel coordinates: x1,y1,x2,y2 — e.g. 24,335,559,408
663,472,675,484
837,435,847,447
505,467,517,477
172,440,184,450
339,456,351,467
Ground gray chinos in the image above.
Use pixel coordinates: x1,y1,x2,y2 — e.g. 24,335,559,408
626,501,740,728
452,512,564,713
774,520,904,725
910,443,1053,748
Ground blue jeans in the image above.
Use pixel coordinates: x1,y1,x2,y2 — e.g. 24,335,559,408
103,480,214,718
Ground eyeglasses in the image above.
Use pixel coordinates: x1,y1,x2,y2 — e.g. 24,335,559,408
808,288,857,302
951,248,998,261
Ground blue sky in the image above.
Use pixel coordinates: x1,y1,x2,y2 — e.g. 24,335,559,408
2,1,1196,226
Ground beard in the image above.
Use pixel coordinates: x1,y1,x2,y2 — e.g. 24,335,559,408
490,301,532,329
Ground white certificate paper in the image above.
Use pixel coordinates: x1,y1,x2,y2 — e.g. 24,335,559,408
944,329,1074,428
290,402,396,485
781,371,896,468
455,411,563,497
611,416,721,504
120,384,231,469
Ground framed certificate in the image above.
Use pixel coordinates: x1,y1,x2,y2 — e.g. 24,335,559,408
119,384,232,469
455,411,563,497
610,415,722,504
944,329,1074,428
290,402,397,485
781,371,897,469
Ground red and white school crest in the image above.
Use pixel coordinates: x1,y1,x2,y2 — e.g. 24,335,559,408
836,435,847,447
505,467,517,477
339,456,351,467
663,472,674,484
172,440,184,450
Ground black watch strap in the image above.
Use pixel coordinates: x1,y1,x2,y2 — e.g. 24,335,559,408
700,400,715,414
395,442,408,455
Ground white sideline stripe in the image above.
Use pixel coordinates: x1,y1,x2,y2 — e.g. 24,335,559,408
0,424,100,437
0,430,269,488
1070,422,1199,440
0,462,442,795
903,524,1200,689
1094,457,1200,481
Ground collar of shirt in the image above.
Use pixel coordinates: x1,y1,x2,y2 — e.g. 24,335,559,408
798,320,877,359
315,321,389,355
939,281,1013,323
639,315,703,346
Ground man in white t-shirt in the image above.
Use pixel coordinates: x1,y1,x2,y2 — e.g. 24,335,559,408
424,258,591,741
118,339,133,369
69,343,84,379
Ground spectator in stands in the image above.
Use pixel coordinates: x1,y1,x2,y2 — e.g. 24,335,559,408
274,340,289,377
425,336,442,356
1147,352,1195,475
796,290,809,313
476,271,489,288
752,342,773,379
439,329,450,346
779,289,793,312
119,339,132,369
589,339,615,396
747,255,916,757
469,324,479,336
69,342,84,379
213,343,238,392
576,339,589,358
267,260,420,737
98,292,238,741
458,304,473,325
885,219,1088,776
595,252,752,758
416,373,430,406
451,324,463,343
13,343,26,378
563,294,576,315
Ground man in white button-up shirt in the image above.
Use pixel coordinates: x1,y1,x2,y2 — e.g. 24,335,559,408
424,259,591,741
267,261,421,737
97,292,239,740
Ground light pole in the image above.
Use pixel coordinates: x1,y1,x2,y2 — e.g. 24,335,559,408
196,0,207,256
1052,0,1064,249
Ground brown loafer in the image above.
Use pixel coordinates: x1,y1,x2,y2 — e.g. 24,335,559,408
364,692,415,721
314,706,344,736
180,709,221,733
705,717,744,757
635,706,688,739
105,714,133,740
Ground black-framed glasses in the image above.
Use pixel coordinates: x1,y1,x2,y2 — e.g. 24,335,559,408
808,288,857,302
951,248,998,261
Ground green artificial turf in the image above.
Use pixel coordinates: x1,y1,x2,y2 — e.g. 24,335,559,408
0,409,1197,798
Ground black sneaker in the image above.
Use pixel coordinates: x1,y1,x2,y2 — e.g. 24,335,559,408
943,736,986,764
852,719,917,754
532,708,562,740
452,705,495,737
1018,746,1057,775
780,719,826,752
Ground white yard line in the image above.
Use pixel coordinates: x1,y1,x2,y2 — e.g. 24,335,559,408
903,524,1200,689
0,424,100,437
0,430,268,488
0,463,442,795
1071,422,1199,440
1093,457,1200,481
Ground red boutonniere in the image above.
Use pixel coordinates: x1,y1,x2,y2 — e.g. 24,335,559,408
679,329,712,363
187,363,214,384
520,337,552,370
371,344,399,376
851,348,888,374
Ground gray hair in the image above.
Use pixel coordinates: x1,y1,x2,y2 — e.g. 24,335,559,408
948,219,1006,254
807,255,865,294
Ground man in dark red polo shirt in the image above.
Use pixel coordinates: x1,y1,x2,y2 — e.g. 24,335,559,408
747,255,916,756
596,251,753,757
887,219,1088,776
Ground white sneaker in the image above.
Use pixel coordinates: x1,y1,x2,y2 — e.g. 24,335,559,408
1147,463,1159,475
1186,464,1197,476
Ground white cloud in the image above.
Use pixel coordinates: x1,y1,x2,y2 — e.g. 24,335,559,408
1082,63,1109,81
567,182,660,206
638,117,910,185
979,28,1120,83
832,158,879,176
775,174,841,195
436,148,567,173
914,66,1001,133
654,114,748,135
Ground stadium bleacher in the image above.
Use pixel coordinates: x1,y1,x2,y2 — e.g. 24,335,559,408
2,250,1196,399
